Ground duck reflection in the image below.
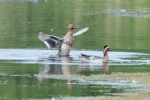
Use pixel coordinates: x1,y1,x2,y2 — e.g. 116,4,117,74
37,63,62,83
102,63,109,74
37,56,73,90
61,57,73,90
78,63,109,75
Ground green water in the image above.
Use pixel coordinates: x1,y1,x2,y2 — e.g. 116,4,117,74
0,62,150,99
0,0,150,99
0,0,150,52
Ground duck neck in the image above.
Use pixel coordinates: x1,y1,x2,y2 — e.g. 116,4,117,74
68,28,73,32
102,51,109,63
103,51,108,57
66,28,73,36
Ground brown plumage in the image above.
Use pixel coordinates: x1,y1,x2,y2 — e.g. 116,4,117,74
78,45,112,64
58,24,77,56
38,24,89,57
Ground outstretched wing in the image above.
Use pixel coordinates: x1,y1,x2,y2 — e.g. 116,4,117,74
73,27,89,37
38,31,63,49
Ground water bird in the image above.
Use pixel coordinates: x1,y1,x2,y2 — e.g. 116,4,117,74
78,45,112,64
38,24,89,57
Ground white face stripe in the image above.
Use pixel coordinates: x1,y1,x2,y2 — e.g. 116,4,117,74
104,46,110,53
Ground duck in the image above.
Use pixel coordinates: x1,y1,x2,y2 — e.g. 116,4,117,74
78,45,112,63
38,24,89,57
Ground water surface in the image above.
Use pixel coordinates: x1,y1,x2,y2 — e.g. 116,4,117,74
0,49,150,99
0,0,150,99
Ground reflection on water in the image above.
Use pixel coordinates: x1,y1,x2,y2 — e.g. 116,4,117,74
37,56,109,90
37,57,74,90
0,0,150,99
103,63,109,74
0,49,150,99
0,0,150,52
61,57,73,90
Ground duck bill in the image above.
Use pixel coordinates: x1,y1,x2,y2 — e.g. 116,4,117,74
109,49,112,51
73,25,78,29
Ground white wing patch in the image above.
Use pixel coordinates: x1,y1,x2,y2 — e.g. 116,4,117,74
73,27,89,37
44,41,50,49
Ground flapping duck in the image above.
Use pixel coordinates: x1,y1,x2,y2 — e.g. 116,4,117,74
78,45,112,64
38,24,89,57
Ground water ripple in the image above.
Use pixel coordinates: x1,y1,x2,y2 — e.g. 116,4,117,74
0,49,149,65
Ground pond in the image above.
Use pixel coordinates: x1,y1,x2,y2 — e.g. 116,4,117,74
0,0,150,100
0,49,150,99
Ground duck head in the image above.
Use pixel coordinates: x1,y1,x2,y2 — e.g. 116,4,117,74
68,24,78,30
103,45,112,55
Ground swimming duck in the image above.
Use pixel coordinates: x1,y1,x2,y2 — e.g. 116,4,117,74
38,24,89,57
78,45,111,63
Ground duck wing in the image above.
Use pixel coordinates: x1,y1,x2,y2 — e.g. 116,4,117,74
80,53,102,59
80,53,91,58
78,53,90,63
78,53,103,63
73,27,89,37
92,56,102,59
38,31,63,49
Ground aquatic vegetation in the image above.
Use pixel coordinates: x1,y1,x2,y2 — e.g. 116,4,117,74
36,73,150,100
